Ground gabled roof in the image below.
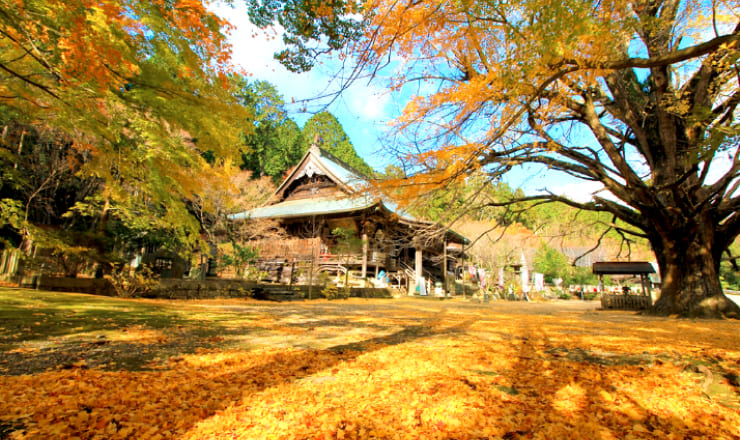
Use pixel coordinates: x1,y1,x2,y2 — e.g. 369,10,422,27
229,145,469,244
273,145,366,200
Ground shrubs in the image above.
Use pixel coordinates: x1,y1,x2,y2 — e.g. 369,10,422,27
108,264,158,298
320,283,349,300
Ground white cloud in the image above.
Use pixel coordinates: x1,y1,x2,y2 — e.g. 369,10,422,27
212,4,322,100
543,181,616,203
209,3,406,170
347,86,391,120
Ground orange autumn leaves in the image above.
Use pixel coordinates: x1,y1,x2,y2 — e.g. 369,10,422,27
2,0,232,95
362,0,740,209
1,304,739,440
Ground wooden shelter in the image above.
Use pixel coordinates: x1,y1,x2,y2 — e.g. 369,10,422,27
229,146,468,294
593,261,656,310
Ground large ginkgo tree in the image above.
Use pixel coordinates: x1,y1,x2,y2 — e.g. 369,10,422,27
252,0,740,317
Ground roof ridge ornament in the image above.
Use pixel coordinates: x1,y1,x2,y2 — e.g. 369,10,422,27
309,134,321,155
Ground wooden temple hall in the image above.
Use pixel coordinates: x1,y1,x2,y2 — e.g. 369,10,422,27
229,146,469,294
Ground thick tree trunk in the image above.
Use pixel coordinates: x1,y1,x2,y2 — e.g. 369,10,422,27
651,225,740,318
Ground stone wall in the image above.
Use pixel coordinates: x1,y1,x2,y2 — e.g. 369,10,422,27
17,275,115,296
261,285,394,301
147,279,260,299
13,275,394,301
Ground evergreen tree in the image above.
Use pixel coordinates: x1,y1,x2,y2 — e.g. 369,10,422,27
237,80,305,184
302,112,373,176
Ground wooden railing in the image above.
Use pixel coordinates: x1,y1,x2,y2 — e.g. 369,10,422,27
248,238,390,268
249,237,321,259
601,294,652,310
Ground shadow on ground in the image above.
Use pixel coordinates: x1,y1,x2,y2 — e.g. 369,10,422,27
1,289,738,439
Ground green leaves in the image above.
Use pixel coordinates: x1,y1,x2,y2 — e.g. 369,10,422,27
0,199,24,243
0,0,254,261
247,0,365,72
237,79,305,183
219,242,260,278
236,82,373,183
302,111,373,175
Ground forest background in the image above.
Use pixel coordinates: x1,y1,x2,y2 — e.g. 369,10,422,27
1,0,739,299
3,69,661,289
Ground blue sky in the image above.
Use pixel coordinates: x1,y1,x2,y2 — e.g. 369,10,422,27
210,3,620,203
210,2,739,209
211,4,396,166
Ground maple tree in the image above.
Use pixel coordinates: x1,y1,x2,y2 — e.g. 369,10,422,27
260,0,740,317
0,123,113,275
0,0,250,258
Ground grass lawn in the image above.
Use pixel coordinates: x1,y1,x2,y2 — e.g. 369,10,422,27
0,287,739,439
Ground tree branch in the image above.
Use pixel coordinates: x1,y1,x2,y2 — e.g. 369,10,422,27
0,62,60,100
580,29,739,70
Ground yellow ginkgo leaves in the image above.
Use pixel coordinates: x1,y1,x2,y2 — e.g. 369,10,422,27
1,301,739,439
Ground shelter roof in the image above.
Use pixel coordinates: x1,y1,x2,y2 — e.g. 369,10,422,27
592,261,656,275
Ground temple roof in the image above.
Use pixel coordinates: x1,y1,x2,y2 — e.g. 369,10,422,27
230,196,377,220
228,145,469,244
273,145,366,199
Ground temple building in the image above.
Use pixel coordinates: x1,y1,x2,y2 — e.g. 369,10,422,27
229,146,468,294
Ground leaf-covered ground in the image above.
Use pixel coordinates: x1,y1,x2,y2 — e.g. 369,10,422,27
0,288,738,439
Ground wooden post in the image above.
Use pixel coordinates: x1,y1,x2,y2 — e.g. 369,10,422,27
308,216,317,300
415,246,423,295
385,242,392,271
443,237,448,297
361,232,368,282
462,243,466,299
640,273,653,299
645,274,652,300
0,250,7,276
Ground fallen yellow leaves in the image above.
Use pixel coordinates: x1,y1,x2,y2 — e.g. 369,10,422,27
0,302,739,439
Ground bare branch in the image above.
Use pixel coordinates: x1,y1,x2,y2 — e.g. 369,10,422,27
576,29,739,70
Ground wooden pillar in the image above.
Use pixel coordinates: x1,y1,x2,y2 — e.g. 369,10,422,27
0,250,7,275
640,273,652,298
443,237,448,297
384,241,391,271
361,232,368,281
415,246,423,295
645,274,652,300
462,242,466,299
307,216,316,300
